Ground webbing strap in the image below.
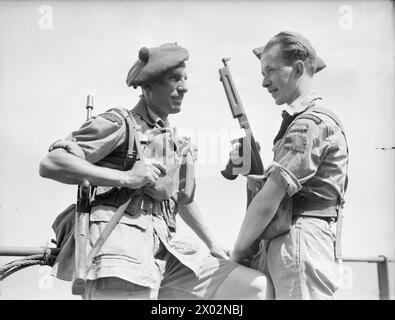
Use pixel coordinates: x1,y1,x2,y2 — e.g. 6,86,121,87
111,108,143,170
86,108,145,272
85,197,132,271
297,105,349,262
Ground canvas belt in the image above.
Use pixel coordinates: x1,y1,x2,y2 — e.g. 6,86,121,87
291,194,344,263
126,192,162,216
292,196,339,219
126,192,176,229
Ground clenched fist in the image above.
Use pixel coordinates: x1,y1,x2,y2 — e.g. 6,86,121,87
123,158,167,189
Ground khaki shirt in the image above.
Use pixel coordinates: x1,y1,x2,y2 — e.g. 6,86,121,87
266,93,348,204
53,98,208,288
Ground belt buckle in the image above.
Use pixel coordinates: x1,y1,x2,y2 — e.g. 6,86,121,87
141,197,152,211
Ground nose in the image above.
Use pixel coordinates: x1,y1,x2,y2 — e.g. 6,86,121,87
262,75,271,88
177,78,188,93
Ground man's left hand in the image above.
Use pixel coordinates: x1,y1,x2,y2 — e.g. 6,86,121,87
49,139,86,159
230,249,253,267
209,244,231,260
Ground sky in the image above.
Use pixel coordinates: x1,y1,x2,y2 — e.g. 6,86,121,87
0,0,394,299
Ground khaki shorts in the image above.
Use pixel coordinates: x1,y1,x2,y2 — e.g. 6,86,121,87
83,244,239,300
251,216,340,300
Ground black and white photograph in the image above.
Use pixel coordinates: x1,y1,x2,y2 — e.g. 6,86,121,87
0,0,394,302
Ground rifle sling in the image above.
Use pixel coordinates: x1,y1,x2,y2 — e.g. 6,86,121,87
85,198,132,271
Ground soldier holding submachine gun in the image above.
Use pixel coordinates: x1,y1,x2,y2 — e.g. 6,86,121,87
221,31,349,300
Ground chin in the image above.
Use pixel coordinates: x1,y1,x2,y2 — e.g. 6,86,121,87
170,105,182,114
274,98,286,106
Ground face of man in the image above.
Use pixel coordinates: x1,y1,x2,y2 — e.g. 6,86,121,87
146,65,188,118
260,45,299,106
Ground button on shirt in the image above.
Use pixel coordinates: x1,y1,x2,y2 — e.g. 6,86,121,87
265,92,348,203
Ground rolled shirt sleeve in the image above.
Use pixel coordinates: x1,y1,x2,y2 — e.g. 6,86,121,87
264,162,301,196
65,112,126,164
267,117,328,196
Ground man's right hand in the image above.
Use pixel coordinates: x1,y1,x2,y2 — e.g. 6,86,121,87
229,141,243,165
229,142,265,186
123,159,167,189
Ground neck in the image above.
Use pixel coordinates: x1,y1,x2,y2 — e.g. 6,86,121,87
149,104,168,123
287,77,314,106
141,92,168,122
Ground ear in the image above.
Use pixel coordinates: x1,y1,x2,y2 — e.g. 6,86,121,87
293,60,305,78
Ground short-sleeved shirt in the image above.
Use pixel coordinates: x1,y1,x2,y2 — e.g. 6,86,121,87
265,93,348,205
53,97,204,288
65,97,196,204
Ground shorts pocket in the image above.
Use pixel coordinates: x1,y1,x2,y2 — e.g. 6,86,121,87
89,206,150,263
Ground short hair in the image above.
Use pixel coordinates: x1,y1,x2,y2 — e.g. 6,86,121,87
257,31,323,76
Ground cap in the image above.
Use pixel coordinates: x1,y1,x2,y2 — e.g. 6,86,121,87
126,43,189,88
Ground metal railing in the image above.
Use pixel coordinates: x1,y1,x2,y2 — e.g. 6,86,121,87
0,247,393,300
343,256,393,300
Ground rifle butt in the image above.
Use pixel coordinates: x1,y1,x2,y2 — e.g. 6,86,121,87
72,179,91,295
72,209,89,295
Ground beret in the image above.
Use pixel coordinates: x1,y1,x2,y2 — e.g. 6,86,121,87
126,43,189,88
253,31,326,74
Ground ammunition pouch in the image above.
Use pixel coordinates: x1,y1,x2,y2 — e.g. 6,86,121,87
52,204,77,254
92,187,178,232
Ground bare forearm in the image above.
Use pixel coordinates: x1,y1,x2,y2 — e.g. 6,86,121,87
178,202,218,249
233,177,286,253
233,194,277,253
39,149,126,187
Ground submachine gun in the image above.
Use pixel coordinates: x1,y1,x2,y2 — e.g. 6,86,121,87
219,58,264,206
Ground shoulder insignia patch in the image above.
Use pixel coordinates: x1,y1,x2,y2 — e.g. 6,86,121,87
284,132,307,154
98,112,123,126
288,123,309,134
297,113,322,125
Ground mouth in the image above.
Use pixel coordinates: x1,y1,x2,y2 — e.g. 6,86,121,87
172,96,184,104
268,88,278,95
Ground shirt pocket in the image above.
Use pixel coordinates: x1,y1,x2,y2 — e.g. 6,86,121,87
88,206,151,264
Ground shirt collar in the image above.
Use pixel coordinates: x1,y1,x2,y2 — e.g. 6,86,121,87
284,91,321,116
146,104,168,128
132,96,168,128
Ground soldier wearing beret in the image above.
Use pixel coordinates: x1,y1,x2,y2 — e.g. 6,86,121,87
40,43,268,299
230,32,349,299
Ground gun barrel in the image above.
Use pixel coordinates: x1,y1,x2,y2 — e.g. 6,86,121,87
222,57,230,66
86,95,93,119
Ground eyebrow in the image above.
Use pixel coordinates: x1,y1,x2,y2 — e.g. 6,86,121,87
263,65,274,71
168,71,187,79
261,65,274,75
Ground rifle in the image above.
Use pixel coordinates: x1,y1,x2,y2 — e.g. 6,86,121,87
219,58,264,205
71,95,93,295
